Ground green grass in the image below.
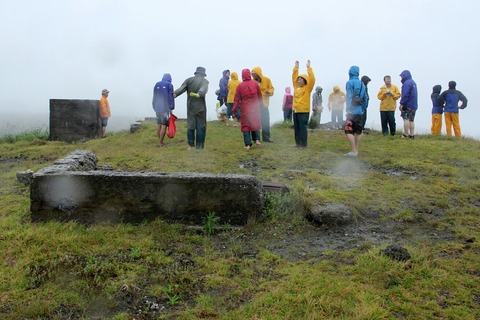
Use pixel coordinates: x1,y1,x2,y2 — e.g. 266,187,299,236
1,120,479,319
0,128,49,143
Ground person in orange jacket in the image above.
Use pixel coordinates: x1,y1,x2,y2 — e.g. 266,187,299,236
99,88,111,138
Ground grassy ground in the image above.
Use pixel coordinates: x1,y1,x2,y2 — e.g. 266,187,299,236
0,120,479,319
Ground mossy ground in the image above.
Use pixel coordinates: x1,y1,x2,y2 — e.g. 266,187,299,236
1,120,479,319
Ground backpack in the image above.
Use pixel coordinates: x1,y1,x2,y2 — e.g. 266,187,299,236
352,83,365,106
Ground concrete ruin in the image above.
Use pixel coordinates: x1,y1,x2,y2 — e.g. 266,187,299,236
49,99,101,141
30,150,265,225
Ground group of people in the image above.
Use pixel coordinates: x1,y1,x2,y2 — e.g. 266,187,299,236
100,64,468,155
431,81,468,137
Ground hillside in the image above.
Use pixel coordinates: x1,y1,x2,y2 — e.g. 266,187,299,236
1,120,479,319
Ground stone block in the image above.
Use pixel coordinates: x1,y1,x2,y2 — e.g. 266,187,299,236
49,99,101,141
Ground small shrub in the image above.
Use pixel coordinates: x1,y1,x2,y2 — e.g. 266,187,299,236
203,211,220,236
264,192,297,219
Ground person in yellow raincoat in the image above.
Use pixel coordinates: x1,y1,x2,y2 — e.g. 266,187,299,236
251,66,274,142
327,85,346,124
226,71,241,127
292,60,315,147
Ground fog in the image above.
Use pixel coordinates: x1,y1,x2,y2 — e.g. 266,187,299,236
1,0,478,138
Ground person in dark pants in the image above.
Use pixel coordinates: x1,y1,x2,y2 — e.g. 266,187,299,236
252,66,274,142
282,87,293,122
173,66,209,149
377,75,401,135
360,75,371,129
232,69,262,150
292,60,315,147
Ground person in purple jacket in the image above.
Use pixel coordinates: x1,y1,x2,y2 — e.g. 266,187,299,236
398,70,418,139
217,70,230,110
152,73,175,147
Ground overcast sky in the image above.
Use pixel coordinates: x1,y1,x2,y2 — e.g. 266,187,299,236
1,0,478,138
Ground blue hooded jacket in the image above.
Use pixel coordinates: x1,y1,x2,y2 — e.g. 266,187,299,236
431,85,443,114
399,70,418,110
345,66,367,115
437,81,468,113
152,73,175,113
218,70,230,101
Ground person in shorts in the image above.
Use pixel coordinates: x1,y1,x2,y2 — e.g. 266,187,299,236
398,70,418,139
152,73,175,146
99,89,111,138
344,66,367,157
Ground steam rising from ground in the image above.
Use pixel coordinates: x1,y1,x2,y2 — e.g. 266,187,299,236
44,176,92,210
331,158,367,190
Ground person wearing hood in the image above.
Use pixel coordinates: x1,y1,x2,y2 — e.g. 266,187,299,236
217,70,230,107
360,75,371,129
227,71,241,127
251,66,274,142
152,73,175,146
344,65,367,157
399,70,418,139
377,75,401,136
292,60,316,147
430,85,443,135
328,85,346,124
309,86,323,128
232,69,262,150
173,66,209,149
282,86,293,122
214,70,229,125
437,81,468,137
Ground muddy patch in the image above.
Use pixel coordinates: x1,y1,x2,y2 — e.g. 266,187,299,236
230,218,456,263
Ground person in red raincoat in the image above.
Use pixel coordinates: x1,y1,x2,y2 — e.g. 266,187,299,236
232,69,262,150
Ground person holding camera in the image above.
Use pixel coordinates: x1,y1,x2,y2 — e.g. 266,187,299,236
377,75,401,136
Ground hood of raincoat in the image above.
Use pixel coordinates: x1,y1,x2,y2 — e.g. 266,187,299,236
315,86,323,94
298,74,309,85
242,69,252,82
348,66,360,79
361,75,371,85
230,72,238,81
432,85,442,94
285,86,292,94
400,70,412,83
251,66,263,78
162,73,172,83
333,85,340,92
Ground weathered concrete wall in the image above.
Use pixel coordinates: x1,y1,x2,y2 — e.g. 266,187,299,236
30,151,265,225
49,99,101,141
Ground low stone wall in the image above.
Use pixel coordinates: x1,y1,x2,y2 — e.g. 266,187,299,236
30,151,265,225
